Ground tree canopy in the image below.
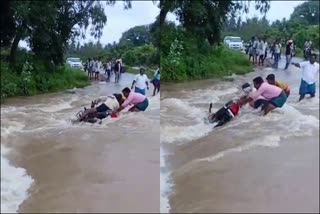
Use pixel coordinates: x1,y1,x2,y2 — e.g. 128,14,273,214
1,0,134,67
160,0,270,45
65,21,159,67
290,0,319,25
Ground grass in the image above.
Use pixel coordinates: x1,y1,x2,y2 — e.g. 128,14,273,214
1,61,90,102
162,46,253,82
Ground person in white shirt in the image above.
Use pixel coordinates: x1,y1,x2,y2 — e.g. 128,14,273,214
279,42,282,59
92,58,97,80
258,38,266,66
252,36,259,64
88,58,94,80
263,39,268,60
95,58,103,80
131,68,149,95
273,40,281,69
240,82,267,109
292,54,319,102
106,61,111,80
114,60,121,83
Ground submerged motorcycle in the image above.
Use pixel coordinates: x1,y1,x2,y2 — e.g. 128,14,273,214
71,100,113,124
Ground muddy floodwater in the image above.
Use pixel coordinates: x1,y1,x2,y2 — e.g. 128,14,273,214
1,73,160,213
160,58,319,213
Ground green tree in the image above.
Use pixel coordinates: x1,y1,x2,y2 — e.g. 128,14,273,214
119,25,152,47
160,0,270,45
3,0,135,67
290,0,319,25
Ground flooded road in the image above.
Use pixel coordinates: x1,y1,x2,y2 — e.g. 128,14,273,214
160,58,319,213
1,73,160,213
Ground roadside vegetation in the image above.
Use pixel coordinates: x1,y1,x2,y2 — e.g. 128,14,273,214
161,24,252,82
160,0,270,82
161,0,319,82
1,49,89,102
1,1,158,102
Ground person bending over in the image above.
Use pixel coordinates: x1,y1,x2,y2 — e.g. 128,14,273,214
238,77,287,115
115,87,149,113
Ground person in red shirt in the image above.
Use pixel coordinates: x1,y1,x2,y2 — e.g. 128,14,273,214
207,100,241,128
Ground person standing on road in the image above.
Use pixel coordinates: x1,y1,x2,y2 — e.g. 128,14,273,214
107,61,111,80
273,40,281,69
304,40,313,60
263,38,268,60
114,59,121,83
151,67,160,96
251,36,258,65
131,68,149,95
270,41,275,59
292,54,319,102
87,58,92,80
248,40,254,62
279,41,282,60
95,57,102,81
258,37,265,66
284,39,294,70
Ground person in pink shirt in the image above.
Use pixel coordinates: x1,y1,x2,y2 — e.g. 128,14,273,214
238,76,287,115
115,87,149,113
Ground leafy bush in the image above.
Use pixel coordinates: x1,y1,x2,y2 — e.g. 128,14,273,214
161,24,253,82
19,61,36,95
1,63,21,100
1,55,89,102
122,44,158,67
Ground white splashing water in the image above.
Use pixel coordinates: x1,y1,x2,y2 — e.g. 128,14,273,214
0,97,79,213
38,102,73,113
1,145,34,213
1,113,34,213
1,121,26,139
196,135,281,163
160,147,171,214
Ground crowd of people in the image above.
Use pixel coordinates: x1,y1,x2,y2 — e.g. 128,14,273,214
246,36,314,70
83,57,160,96
84,58,123,82
247,36,269,66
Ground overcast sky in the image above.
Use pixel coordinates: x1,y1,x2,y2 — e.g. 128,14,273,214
242,1,305,22
82,1,160,45
19,1,306,48
84,0,306,45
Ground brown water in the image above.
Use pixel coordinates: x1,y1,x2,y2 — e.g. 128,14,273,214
1,73,160,213
160,58,319,213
